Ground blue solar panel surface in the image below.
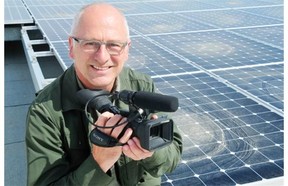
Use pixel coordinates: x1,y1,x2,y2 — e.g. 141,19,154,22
4,0,34,24
6,0,284,185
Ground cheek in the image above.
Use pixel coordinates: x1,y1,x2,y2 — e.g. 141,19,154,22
73,53,90,74
73,50,90,64
111,56,127,70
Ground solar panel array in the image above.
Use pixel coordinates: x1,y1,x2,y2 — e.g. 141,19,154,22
5,0,284,185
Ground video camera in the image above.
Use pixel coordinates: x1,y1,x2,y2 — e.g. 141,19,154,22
77,89,179,151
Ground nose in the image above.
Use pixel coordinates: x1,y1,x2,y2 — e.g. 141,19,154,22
93,44,110,64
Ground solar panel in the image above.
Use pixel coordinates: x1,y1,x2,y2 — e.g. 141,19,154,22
153,73,283,185
195,0,282,8
179,8,282,29
37,19,72,41
239,5,284,21
146,0,220,12
126,13,216,35
27,5,80,19
231,25,283,49
4,0,34,24
6,0,284,185
150,31,283,69
214,64,284,111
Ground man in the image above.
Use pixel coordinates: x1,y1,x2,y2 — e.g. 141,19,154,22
26,3,182,185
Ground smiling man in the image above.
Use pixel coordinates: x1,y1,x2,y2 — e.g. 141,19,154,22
26,3,182,186
69,3,130,91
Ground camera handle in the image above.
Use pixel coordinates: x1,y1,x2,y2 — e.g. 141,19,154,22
90,128,125,147
89,109,144,148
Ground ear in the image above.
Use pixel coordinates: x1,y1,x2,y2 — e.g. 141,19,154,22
68,37,74,59
126,39,131,54
123,40,131,62
127,39,131,48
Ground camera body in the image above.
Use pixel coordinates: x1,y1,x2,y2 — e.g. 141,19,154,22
129,115,173,150
77,89,178,151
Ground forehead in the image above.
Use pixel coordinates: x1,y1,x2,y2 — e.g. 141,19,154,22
74,4,128,40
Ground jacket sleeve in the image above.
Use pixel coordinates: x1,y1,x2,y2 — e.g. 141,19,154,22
25,103,117,186
139,121,183,177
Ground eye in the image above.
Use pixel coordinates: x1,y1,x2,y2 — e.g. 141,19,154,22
107,42,122,49
83,41,99,47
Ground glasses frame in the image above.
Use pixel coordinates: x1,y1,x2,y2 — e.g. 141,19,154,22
71,37,128,56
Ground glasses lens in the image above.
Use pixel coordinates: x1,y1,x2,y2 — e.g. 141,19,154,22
106,42,125,55
81,41,100,52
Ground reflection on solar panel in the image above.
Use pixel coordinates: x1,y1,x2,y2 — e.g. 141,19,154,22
5,0,284,185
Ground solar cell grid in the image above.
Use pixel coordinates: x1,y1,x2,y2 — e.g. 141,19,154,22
179,8,283,29
150,31,283,70
156,76,283,183
111,2,165,14
196,0,281,8
214,64,283,111
28,5,80,19
51,42,72,67
5,0,24,6
23,0,84,6
37,19,72,41
259,0,283,3
239,5,284,21
145,0,220,12
126,13,216,35
127,37,200,76
4,0,34,24
231,25,283,49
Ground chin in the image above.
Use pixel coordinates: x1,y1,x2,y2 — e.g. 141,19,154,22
89,81,113,90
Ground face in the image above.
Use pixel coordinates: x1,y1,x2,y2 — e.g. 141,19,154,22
69,4,130,91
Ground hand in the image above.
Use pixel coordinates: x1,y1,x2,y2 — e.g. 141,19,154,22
122,137,154,160
91,112,132,172
122,114,157,160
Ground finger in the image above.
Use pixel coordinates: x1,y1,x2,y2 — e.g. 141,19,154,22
126,139,144,160
118,128,133,144
150,114,158,120
125,137,154,159
131,137,150,153
95,111,114,127
109,116,128,137
104,114,123,128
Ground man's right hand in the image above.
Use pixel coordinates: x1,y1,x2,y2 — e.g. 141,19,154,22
91,112,133,172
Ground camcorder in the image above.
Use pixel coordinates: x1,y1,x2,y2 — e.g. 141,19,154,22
77,89,179,151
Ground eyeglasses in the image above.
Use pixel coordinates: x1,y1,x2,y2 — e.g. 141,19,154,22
72,37,128,56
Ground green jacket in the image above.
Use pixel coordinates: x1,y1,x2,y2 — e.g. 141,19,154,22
26,65,183,186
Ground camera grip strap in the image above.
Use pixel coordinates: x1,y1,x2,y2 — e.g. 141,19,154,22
90,128,124,147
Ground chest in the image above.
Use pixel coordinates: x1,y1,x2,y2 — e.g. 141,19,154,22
61,110,91,168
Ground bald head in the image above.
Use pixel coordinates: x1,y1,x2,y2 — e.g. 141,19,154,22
70,3,130,39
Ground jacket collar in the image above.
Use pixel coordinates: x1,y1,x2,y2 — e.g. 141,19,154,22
61,65,83,112
61,65,121,112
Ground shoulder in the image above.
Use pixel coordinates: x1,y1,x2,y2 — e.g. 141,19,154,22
120,67,151,81
32,65,76,111
34,76,62,104
119,67,155,92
